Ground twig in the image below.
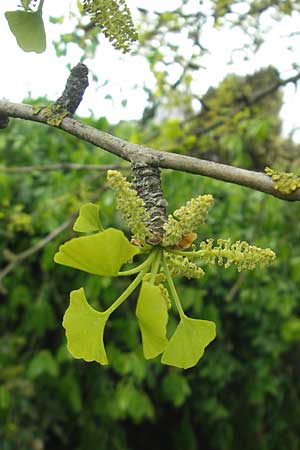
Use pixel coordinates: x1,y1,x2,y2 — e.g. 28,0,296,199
0,163,126,174
1,99,300,201
0,219,72,293
225,272,247,302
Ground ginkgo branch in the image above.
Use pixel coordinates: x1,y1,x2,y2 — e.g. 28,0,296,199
1,99,300,201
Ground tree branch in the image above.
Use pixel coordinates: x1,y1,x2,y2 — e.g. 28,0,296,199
0,163,126,174
1,99,300,201
0,219,72,293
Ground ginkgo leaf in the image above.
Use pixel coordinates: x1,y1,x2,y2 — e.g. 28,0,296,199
73,203,103,233
136,282,169,359
161,315,216,369
54,228,140,276
5,10,46,53
62,288,109,365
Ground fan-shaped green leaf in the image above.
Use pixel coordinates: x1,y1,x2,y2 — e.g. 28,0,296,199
5,10,46,53
161,315,216,369
73,203,103,232
54,228,140,276
136,282,168,359
63,288,109,365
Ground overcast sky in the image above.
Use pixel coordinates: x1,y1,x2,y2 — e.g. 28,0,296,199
0,0,300,141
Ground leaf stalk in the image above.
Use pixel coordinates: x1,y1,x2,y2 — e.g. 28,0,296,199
105,252,155,315
162,253,185,319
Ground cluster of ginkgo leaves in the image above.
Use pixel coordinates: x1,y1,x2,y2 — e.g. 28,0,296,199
4,0,137,54
53,170,276,369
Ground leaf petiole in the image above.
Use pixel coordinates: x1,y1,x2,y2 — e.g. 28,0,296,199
162,253,185,319
117,251,154,276
105,251,156,315
38,0,45,12
149,248,162,283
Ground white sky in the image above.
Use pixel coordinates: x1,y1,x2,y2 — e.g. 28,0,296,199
1,0,300,141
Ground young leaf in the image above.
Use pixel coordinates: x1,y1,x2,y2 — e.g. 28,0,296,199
54,228,140,276
161,316,216,369
73,203,103,232
63,288,109,365
136,281,168,359
5,10,46,53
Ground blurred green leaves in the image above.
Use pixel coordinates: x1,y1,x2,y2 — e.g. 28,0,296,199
161,372,191,407
281,317,300,342
27,350,58,379
113,382,154,422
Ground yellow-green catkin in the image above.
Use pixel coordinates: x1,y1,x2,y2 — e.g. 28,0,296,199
82,0,138,53
199,238,276,272
107,170,153,244
162,195,214,247
165,254,205,279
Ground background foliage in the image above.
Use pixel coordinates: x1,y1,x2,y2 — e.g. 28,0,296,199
1,96,300,450
1,1,300,449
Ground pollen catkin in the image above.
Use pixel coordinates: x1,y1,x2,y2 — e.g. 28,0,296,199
162,195,214,247
82,0,138,53
199,238,276,271
165,254,205,279
107,170,153,244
